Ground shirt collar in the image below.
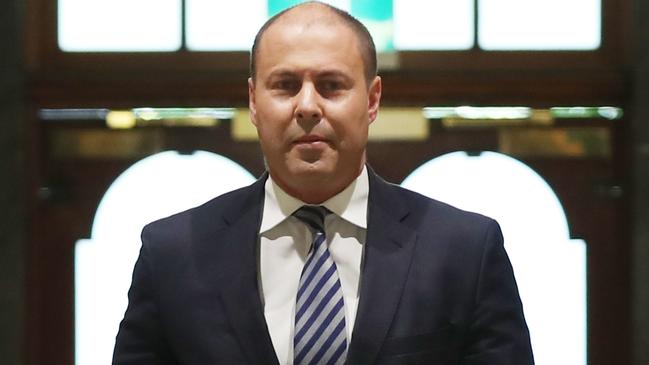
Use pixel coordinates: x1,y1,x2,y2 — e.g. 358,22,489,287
260,166,369,233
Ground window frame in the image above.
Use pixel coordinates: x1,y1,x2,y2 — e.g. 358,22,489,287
25,0,630,107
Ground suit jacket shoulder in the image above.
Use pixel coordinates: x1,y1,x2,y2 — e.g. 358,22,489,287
355,171,534,364
140,174,266,255
369,171,498,245
114,174,273,365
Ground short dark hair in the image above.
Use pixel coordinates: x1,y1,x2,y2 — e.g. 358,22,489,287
249,1,377,84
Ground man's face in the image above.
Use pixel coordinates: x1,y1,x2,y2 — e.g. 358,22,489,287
249,14,381,202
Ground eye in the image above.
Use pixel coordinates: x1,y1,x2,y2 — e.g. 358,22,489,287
271,79,300,93
317,80,343,95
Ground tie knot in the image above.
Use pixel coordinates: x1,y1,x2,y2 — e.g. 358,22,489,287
293,205,329,233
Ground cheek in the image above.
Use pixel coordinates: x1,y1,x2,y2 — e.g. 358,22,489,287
256,120,295,152
257,124,283,148
255,105,293,134
327,107,369,142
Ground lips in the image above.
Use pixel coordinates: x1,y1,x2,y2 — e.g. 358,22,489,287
293,134,328,144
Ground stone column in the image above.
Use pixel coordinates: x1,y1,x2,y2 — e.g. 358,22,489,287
632,0,649,363
0,0,24,364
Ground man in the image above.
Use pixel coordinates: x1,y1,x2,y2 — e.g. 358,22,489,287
113,2,534,364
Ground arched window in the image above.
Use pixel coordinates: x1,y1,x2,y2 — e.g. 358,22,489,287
75,151,255,365
402,151,587,365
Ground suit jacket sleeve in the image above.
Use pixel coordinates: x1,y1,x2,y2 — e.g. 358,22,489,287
461,220,534,365
112,226,177,365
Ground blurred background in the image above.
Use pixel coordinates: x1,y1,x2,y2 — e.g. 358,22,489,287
1,0,648,364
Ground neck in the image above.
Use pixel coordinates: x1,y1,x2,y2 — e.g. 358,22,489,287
270,163,365,204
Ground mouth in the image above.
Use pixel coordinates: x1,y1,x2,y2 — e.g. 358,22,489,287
293,134,328,146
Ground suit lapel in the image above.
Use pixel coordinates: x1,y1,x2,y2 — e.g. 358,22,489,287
213,175,280,365
347,170,418,364
207,170,416,364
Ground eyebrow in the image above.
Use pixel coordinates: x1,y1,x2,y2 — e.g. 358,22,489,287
266,69,299,79
266,68,352,79
316,70,351,80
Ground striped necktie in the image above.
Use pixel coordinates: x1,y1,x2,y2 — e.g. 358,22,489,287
293,206,347,365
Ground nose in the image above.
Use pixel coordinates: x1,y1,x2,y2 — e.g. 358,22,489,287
295,82,322,123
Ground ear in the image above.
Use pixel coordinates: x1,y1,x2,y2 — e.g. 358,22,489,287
367,76,382,124
248,77,259,127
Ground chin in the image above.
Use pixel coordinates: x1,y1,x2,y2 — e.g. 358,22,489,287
291,160,334,176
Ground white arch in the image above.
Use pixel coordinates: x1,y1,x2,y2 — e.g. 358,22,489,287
75,151,256,365
401,151,586,365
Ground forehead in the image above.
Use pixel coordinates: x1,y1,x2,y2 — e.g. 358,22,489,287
255,9,363,76
267,4,349,38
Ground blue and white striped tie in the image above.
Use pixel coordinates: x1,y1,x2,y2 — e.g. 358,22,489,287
293,206,347,365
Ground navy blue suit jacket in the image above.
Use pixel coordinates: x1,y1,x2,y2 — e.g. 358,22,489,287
113,170,534,364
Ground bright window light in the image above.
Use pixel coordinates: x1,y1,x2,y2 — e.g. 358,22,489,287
75,151,256,365
402,151,587,365
268,0,351,15
394,0,474,50
422,106,623,120
58,0,182,52
58,0,601,53
187,0,353,51
479,0,601,50
186,0,267,51
352,0,393,51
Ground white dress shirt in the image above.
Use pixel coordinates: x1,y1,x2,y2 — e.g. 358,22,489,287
258,167,368,365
